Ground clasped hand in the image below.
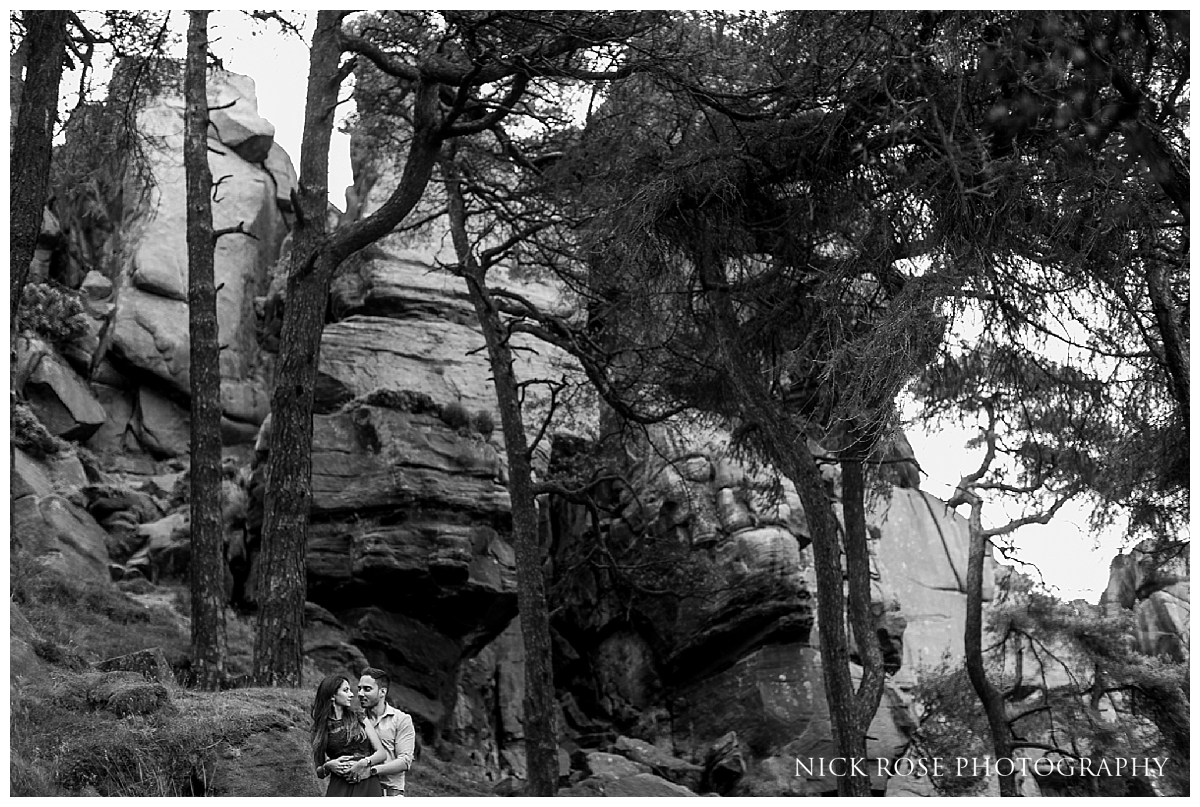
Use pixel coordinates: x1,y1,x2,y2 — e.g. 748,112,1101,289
327,756,371,782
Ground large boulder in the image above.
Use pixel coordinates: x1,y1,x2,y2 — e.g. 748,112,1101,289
95,647,176,685
81,670,173,717
1135,586,1190,660
11,607,46,684
576,751,651,779
264,142,298,208
871,488,996,671
613,736,704,791
322,241,572,434
103,71,288,441
133,386,191,458
530,434,990,796
1101,543,1189,660
206,71,276,163
15,336,107,441
558,772,699,797
125,512,191,583
12,449,112,584
318,313,566,430
255,400,520,733
208,726,321,797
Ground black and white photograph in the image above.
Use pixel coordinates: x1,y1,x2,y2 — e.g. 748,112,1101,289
9,10,1189,797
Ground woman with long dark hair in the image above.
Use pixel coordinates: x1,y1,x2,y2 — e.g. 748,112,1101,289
311,674,387,796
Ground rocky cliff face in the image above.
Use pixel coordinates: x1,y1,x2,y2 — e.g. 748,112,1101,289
19,68,293,476
17,69,983,795
517,434,990,794
293,395,522,729
17,69,1182,797
1101,542,1190,662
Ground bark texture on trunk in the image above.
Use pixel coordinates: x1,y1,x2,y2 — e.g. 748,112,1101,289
444,164,559,796
10,10,69,340
841,449,886,735
962,494,1018,797
1144,262,1189,424
252,11,344,686
254,12,443,685
694,250,879,796
184,9,227,691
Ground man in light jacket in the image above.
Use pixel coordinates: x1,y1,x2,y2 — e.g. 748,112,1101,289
353,667,416,796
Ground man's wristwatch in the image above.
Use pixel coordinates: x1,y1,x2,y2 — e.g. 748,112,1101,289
369,766,378,778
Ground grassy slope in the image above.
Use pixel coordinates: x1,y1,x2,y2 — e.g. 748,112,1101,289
10,553,494,797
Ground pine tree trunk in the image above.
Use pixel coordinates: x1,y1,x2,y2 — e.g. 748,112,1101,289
444,165,559,796
253,12,444,685
841,444,886,737
1145,262,1189,424
183,10,227,692
769,437,873,797
963,497,1018,796
252,11,344,686
694,250,874,796
10,10,68,340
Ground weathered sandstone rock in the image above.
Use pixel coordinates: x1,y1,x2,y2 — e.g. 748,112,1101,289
303,602,370,680
133,386,191,458
102,71,287,440
530,432,994,795
253,401,520,732
320,240,573,441
82,669,173,717
95,647,176,685
576,750,651,779
871,487,996,671
558,771,699,797
614,736,704,791
12,449,112,583
206,71,276,163
1101,543,1189,660
16,336,107,441
307,404,509,517
11,606,46,683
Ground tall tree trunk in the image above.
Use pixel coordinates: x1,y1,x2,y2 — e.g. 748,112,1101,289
443,161,559,796
841,440,886,738
10,10,68,340
695,250,877,796
253,12,443,685
183,9,227,691
252,11,344,685
1144,262,1189,426
961,492,1017,796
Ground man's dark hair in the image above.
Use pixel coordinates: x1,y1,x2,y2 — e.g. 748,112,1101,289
361,667,391,692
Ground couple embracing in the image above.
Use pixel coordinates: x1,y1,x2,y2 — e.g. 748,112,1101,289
312,667,416,797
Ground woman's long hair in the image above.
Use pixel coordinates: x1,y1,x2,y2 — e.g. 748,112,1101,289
310,674,367,770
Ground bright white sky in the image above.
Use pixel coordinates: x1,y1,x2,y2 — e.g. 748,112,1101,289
903,410,1126,602
67,10,1135,603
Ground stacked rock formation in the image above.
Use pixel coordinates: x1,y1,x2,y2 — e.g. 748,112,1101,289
296,392,521,729
523,434,990,795
18,67,1187,798
20,69,294,473
1101,542,1190,661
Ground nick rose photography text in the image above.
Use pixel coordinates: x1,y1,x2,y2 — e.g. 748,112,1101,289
796,757,1169,779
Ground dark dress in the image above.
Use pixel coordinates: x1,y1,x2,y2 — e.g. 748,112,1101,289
323,715,383,797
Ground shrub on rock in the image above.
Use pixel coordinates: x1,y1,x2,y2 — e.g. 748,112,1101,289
440,400,471,430
472,408,495,437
